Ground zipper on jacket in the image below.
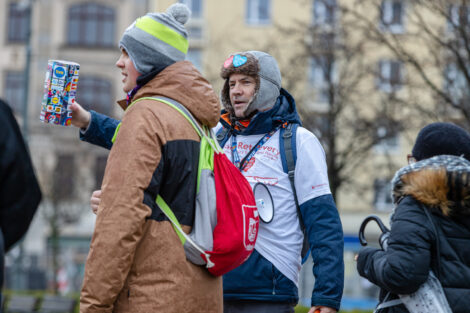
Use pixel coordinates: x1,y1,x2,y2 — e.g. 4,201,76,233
272,265,276,295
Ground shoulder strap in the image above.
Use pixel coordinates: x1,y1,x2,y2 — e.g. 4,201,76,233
421,204,442,278
154,96,204,138
114,96,206,141
147,96,216,267
281,123,310,261
281,123,303,228
375,296,403,312
282,123,298,174
152,96,221,152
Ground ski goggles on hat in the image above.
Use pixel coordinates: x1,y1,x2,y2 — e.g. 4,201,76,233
223,54,248,68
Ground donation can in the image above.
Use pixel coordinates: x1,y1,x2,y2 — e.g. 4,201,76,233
39,60,80,126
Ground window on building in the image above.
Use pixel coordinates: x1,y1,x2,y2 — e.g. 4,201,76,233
94,155,108,190
4,71,25,113
379,0,405,33
246,0,271,25
76,77,113,115
313,0,337,26
180,0,202,19
53,155,76,201
373,178,393,212
448,4,470,30
309,55,337,103
377,60,404,92
67,3,115,47
187,48,202,71
374,126,399,152
7,2,30,43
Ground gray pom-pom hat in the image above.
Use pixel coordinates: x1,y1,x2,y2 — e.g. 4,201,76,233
119,3,191,74
220,51,282,118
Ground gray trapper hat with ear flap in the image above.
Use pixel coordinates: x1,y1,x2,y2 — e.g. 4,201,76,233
220,51,282,118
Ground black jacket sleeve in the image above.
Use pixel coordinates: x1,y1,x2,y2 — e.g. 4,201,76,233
357,196,433,295
0,100,41,251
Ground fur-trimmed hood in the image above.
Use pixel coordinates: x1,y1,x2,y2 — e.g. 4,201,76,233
392,155,470,217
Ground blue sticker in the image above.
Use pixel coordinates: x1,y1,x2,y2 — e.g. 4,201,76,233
54,66,66,78
233,55,247,67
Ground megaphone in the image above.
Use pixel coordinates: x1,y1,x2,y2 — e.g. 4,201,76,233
253,183,274,223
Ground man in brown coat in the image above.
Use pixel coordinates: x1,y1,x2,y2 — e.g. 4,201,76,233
78,4,222,313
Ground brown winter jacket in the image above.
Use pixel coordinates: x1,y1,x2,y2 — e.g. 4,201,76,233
80,61,222,313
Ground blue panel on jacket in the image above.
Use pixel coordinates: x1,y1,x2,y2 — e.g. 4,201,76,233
223,249,298,303
300,194,344,309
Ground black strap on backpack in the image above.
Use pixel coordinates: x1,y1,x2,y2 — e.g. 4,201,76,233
280,123,310,263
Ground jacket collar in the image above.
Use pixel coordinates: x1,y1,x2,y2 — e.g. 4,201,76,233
118,67,165,111
117,61,220,128
392,155,470,217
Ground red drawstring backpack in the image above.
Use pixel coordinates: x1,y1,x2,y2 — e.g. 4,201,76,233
152,97,259,276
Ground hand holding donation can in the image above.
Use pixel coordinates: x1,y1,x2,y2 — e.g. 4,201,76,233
39,60,80,126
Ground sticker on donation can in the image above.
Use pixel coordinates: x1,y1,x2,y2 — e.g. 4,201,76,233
39,60,80,127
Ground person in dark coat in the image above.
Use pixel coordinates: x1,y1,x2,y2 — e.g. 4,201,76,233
357,122,470,313
0,99,41,302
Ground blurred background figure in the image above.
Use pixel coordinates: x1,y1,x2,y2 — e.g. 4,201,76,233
0,98,41,305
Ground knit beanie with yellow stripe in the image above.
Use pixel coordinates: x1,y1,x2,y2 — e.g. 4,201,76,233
119,3,190,75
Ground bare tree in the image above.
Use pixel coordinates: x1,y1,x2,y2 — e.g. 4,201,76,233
265,1,409,199
341,0,470,128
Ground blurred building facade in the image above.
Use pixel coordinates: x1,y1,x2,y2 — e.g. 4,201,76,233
0,0,148,293
0,0,465,310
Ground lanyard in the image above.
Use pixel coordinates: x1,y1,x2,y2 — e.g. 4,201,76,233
231,127,279,171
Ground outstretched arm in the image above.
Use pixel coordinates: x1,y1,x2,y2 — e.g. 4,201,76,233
70,102,120,150
70,101,91,129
